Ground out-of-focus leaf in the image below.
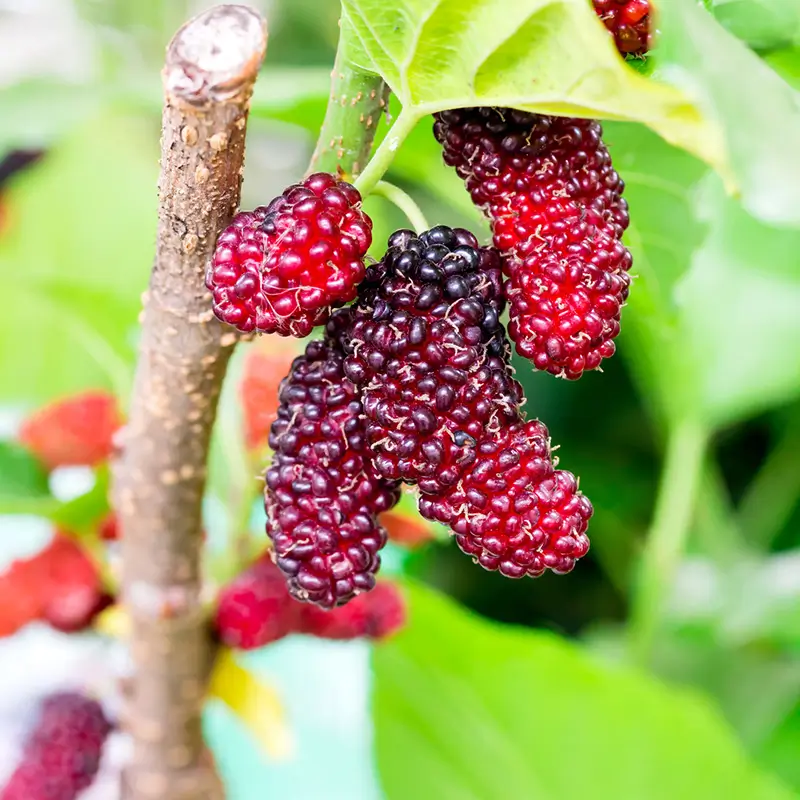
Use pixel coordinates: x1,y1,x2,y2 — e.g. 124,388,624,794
0,114,156,402
608,122,800,428
711,0,800,51
0,441,51,502
50,466,111,533
655,0,800,224
765,47,800,89
373,583,796,800
756,705,800,791
208,648,294,760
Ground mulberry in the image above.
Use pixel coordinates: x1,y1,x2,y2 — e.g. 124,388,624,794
343,226,522,495
265,310,400,608
433,108,632,379
214,555,297,649
207,173,372,336
593,0,652,56
420,422,592,578
1,692,111,800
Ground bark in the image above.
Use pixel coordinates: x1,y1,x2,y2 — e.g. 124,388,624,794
116,6,266,799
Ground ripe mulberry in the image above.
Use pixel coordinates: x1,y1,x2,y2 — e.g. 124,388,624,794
343,226,523,496
207,173,372,337
214,555,297,649
420,422,592,578
433,108,632,379
19,391,121,470
593,0,652,56
1,692,111,800
296,581,405,640
265,310,400,608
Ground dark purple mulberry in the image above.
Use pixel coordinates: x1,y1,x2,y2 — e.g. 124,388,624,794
265,310,400,608
343,226,523,496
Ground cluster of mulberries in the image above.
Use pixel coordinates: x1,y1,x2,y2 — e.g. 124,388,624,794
433,108,632,380
344,228,592,579
207,35,647,602
1,692,111,800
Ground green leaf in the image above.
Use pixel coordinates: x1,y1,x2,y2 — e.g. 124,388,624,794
656,0,800,225
341,0,800,225
373,583,796,800
711,0,800,51
607,122,800,428
0,441,50,501
0,113,157,402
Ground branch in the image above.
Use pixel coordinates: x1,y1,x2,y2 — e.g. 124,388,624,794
116,6,266,799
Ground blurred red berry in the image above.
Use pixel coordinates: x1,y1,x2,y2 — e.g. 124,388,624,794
39,534,107,633
19,391,122,470
98,513,118,541
296,582,405,641
380,510,435,548
1,691,111,800
239,340,300,451
214,555,297,650
592,0,652,56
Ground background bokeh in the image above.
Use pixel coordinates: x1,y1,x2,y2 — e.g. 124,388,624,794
1,1,799,798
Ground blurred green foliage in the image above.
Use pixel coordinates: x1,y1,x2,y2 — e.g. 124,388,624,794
1,0,798,797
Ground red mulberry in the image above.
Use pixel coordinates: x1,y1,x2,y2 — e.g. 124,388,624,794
19,391,121,470
265,310,400,608
343,226,523,496
433,108,632,379
207,173,372,337
1,692,111,800
593,0,652,56
296,581,405,640
420,422,592,578
214,555,297,649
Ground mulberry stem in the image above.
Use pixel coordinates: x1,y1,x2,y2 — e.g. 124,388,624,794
372,180,429,232
628,419,708,668
308,46,389,180
353,109,418,197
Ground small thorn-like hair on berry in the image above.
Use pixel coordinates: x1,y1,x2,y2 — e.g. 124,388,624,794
207,173,372,337
214,555,297,649
593,0,652,57
343,225,523,496
433,108,633,380
265,309,400,608
1,692,111,800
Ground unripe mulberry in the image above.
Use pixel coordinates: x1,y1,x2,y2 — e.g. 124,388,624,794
265,310,400,608
420,422,592,578
433,108,632,379
593,0,652,56
214,555,297,649
343,226,523,496
1,692,111,800
207,173,372,336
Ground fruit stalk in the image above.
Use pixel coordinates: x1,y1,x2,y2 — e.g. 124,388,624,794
308,44,389,180
114,6,266,799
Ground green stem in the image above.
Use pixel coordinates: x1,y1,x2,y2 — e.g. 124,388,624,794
372,180,430,232
737,415,800,548
308,46,389,181
354,109,419,197
628,419,709,667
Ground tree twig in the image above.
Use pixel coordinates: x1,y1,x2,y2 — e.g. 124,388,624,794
115,6,266,798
